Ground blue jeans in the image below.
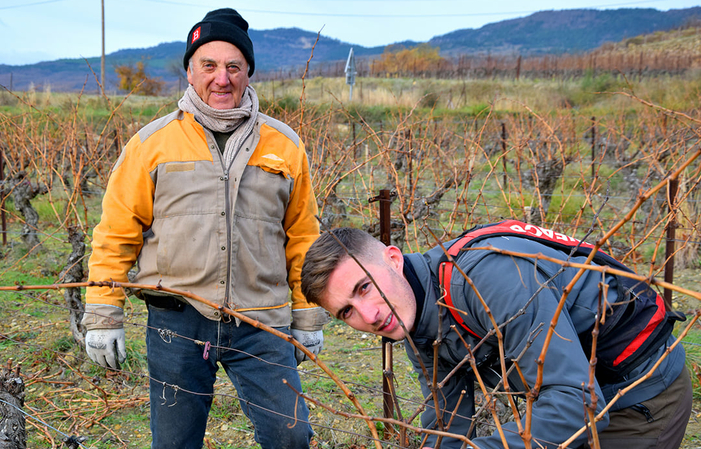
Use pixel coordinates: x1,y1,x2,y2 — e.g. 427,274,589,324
146,301,313,449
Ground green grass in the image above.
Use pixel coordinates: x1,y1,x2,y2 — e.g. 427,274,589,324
3,73,699,127
51,335,75,352
682,328,701,397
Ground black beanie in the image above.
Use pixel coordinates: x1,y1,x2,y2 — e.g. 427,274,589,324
183,8,255,76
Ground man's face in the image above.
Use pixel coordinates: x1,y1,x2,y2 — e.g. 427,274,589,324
186,40,250,110
320,246,417,340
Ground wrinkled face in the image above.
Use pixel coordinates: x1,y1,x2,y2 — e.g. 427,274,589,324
186,40,249,110
320,246,417,341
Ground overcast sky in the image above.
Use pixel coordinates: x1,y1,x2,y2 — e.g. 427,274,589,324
1,0,699,66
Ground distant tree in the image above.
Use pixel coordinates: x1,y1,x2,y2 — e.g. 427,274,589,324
165,59,188,95
114,60,165,96
374,44,446,77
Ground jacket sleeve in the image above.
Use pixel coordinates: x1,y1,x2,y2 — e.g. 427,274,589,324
460,253,609,449
282,140,320,311
83,135,155,329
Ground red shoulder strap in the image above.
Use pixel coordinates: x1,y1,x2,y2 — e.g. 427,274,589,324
439,232,483,339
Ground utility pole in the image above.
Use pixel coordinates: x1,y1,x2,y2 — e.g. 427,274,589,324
101,0,105,94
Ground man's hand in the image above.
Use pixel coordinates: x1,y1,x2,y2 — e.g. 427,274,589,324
291,329,324,365
85,328,127,369
291,307,330,364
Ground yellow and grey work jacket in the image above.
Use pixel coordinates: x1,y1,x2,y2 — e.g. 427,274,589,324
83,110,321,330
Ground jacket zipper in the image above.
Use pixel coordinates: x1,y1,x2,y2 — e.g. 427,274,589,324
211,123,256,322
210,131,233,321
223,169,232,321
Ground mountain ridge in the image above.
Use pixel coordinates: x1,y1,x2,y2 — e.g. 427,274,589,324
430,7,700,55
1,6,699,92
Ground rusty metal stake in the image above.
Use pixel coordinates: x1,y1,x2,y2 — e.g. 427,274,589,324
369,189,395,437
664,178,678,308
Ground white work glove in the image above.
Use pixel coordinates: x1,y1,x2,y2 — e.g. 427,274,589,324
85,328,127,369
291,329,324,365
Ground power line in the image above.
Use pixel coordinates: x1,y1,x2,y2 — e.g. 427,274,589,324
138,0,672,19
0,0,65,10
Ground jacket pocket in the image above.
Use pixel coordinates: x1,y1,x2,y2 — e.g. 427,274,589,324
257,153,292,178
236,164,292,222
154,213,222,284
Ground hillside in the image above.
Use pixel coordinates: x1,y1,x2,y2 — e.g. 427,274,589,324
431,7,701,55
609,24,701,54
0,6,698,93
0,28,378,93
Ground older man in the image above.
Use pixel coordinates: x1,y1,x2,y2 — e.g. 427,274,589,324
82,8,327,448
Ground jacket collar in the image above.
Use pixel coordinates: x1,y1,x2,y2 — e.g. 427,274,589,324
403,253,440,343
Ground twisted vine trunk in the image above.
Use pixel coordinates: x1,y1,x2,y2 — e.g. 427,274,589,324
60,226,86,348
527,157,564,226
10,171,48,252
0,363,25,449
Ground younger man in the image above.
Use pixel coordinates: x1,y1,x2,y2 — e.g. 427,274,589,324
301,222,691,449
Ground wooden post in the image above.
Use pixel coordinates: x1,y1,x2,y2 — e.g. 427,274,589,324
351,120,357,158
407,129,414,195
590,116,596,179
662,114,668,139
501,122,508,188
0,149,6,245
664,179,678,308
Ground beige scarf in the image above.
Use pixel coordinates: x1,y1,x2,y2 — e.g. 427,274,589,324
178,85,260,169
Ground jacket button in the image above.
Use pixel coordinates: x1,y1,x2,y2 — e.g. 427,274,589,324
220,211,225,216
221,246,226,251
219,280,225,284
219,177,224,181
214,311,220,317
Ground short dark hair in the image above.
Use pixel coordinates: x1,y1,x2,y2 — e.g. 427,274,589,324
301,228,384,305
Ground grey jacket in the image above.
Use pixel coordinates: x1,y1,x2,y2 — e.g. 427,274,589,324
402,235,686,449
